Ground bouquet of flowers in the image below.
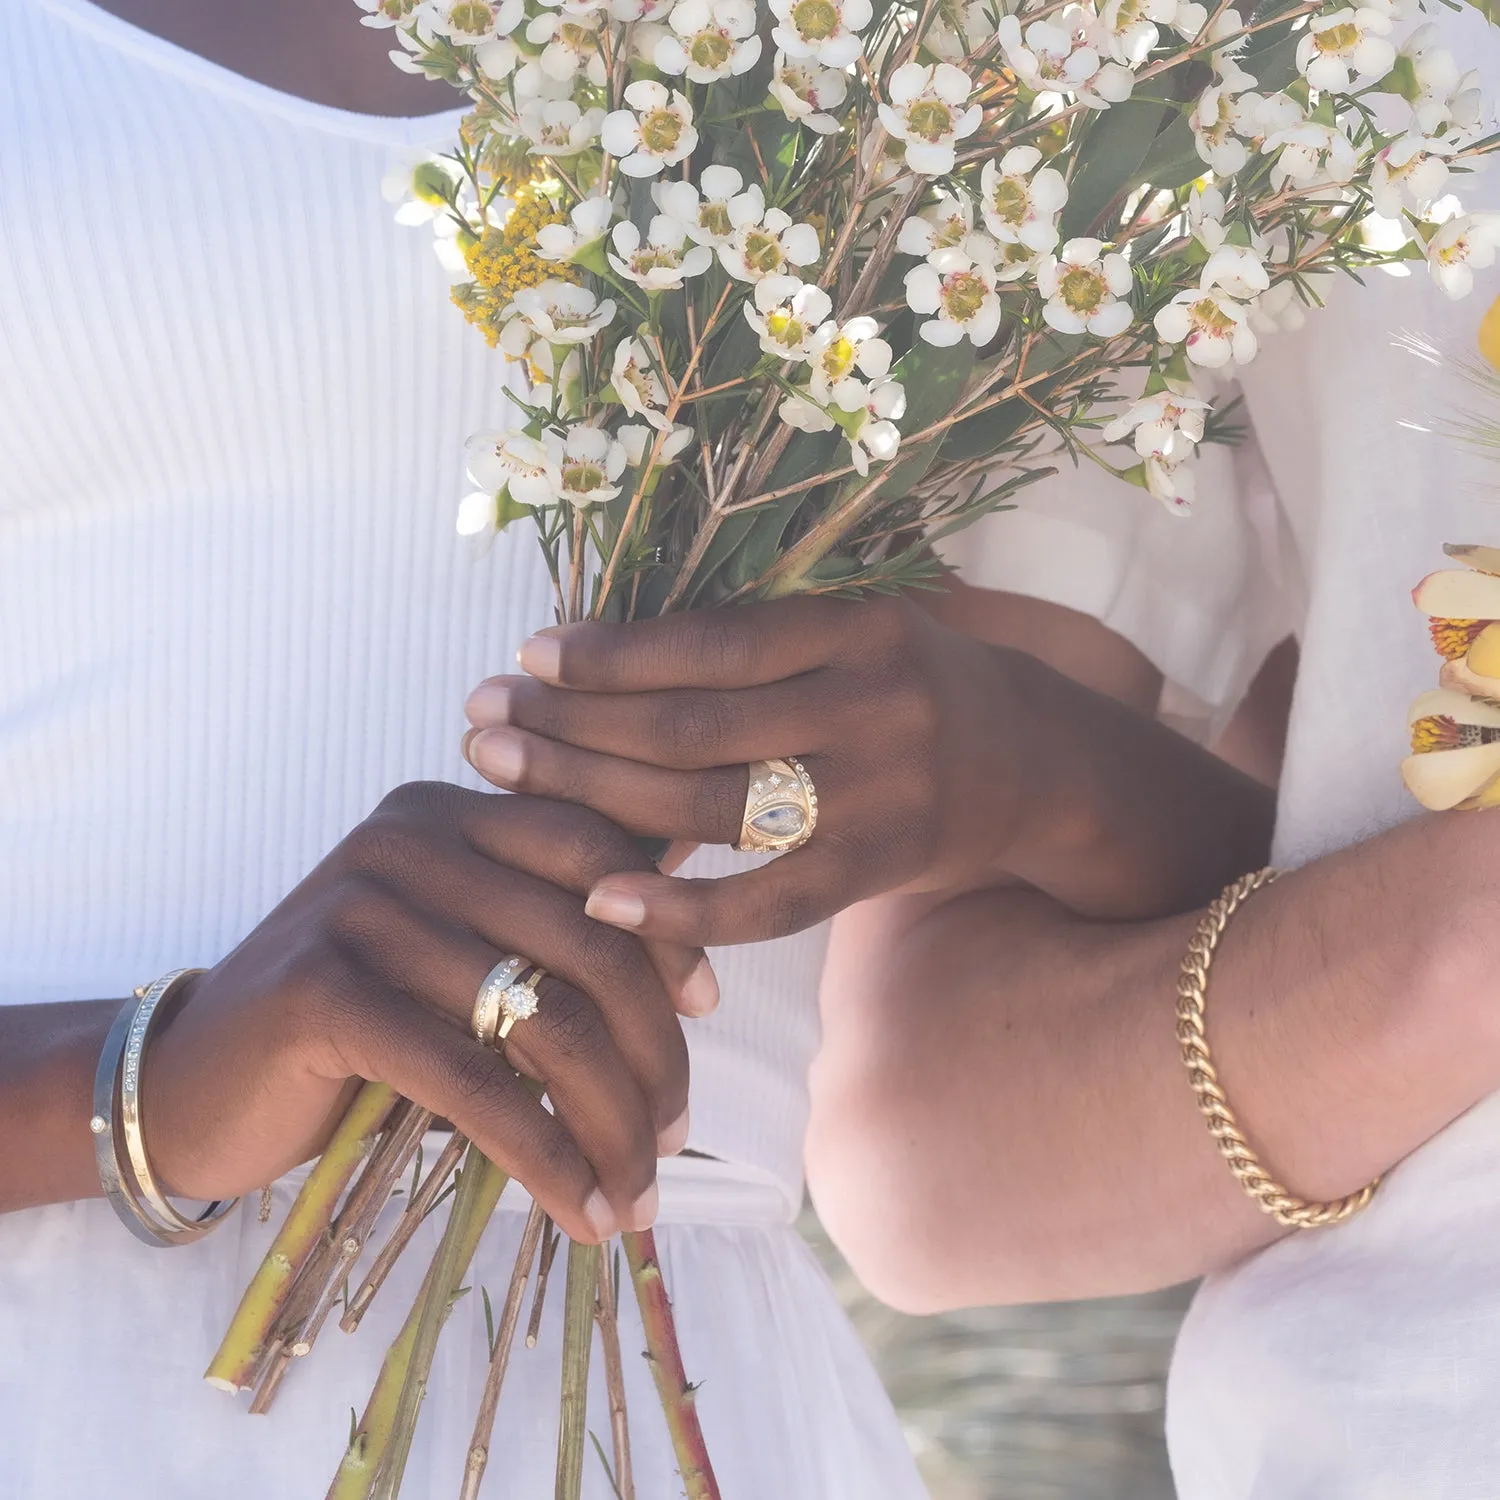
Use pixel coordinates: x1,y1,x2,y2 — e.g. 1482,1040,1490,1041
205,0,1500,1493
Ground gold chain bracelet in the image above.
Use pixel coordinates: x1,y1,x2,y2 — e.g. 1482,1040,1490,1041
1176,868,1381,1230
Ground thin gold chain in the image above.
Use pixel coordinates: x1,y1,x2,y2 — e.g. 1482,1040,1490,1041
1176,868,1380,1230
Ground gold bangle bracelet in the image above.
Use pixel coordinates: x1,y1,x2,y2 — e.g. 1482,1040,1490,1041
1176,869,1381,1230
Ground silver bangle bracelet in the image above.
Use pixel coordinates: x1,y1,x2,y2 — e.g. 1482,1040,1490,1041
90,969,238,1247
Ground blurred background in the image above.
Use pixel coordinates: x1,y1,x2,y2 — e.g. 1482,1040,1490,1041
799,1211,1193,1500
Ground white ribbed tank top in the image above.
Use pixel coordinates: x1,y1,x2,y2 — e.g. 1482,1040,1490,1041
0,0,827,1208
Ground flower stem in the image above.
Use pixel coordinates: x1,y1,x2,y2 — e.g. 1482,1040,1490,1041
622,1230,721,1500
370,1145,509,1500
460,1199,548,1500
594,1250,635,1500
206,1082,397,1394
556,1239,601,1500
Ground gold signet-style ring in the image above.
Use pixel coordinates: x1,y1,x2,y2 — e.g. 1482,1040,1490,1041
735,758,818,855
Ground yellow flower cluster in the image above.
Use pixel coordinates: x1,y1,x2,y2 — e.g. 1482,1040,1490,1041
1428,616,1484,659
451,195,580,347
1410,714,1460,753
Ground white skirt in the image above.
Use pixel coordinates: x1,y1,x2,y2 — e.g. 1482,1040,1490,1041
0,1150,928,1500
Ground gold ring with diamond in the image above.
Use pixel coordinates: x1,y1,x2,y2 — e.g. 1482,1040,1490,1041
496,966,544,1043
473,955,533,1048
735,757,818,855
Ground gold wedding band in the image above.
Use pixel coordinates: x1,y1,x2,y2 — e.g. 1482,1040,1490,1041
473,956,546,1049
735,757,818,855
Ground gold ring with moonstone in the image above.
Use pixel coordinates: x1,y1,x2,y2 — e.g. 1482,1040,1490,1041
735,758,818,855
473,955,544,1048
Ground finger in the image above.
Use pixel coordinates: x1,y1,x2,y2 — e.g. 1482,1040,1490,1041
465,725,748,843
583,841,871,946
323,973,618,1244
464,671,840,771
505,598,872,693
325,900,665,1215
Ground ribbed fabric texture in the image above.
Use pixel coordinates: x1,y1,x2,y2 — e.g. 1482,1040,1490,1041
1,0,824,1207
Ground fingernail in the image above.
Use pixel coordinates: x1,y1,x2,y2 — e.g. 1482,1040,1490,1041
658,1109,690,1157
586,886,647,929
680,956,719,1018
583,1189,618,1241
625,1181,659,1231
518,634,562,683
469,727,526,784
464,680,512,726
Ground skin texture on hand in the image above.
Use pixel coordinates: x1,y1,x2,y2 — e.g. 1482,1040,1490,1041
0,786,705,1240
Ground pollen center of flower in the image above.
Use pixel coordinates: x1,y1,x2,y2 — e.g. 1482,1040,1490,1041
988,177,1030,226
450,1,497,33
1187,295,1235,336
1059,266,1105,313
558,21,597,52
640,107,685,155
632,247,682,274
699,201,733,238
1314,21,1360,55
689,28,734,69
767,309,810,346
742,230,787,276
821,335,856,380
791,0,841,40
562,459,608,493
906,100,956,142
377,0,421,20
941,270,987,321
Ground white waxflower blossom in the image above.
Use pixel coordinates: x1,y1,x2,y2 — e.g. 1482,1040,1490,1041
653,167,763,247
536,195,616,261
1037,239,1134,338
508,281,617,344
877,63,984,177
619,422,695,466
526,343,586,417
1199,243,1270,302
518,99,606,156
656,0,763,81
1403,28,1485,139
980,147,1068,252
1262,117,1358,190
421,0,524,43
1189,83,1257,174
904,241,1003,346
545,425,630,507
612,338,670,428
926,0,999,63
996,10,1135,110
1370,134,1454,219
1187,184,1227,251
897,194,974,260
1247,276,1310,334
601,82,700,178
847,378,906,475
1426,213,1500,299
610,0,674,20
1143,452,1197,513
1098,0,1206,66
525,12,608,85
465,429,560,508
807,316,893,410
1103,392,1209,457
609,216,715,290
719,208,821,283
1296,7,1395,94
778,392,837,433
769,0,872,68
768,52,849,134
381,153,464,227
359,0,423,27
1154,287,1258,368
456,489,503,541
745,277,834,360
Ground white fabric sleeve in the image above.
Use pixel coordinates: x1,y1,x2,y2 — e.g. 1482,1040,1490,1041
935,414,1299,738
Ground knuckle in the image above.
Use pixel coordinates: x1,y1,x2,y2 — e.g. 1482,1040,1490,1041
537,982,607,1064
346,811,440,883
688,613,760,681
376,780,454,821
447,1045,503,1112
690,769,746,838
765,881,821,938
577,917,647,989
651,691,738,764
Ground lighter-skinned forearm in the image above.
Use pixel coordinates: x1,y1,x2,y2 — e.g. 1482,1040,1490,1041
0,1000,117,1213
809,810,1500,1313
